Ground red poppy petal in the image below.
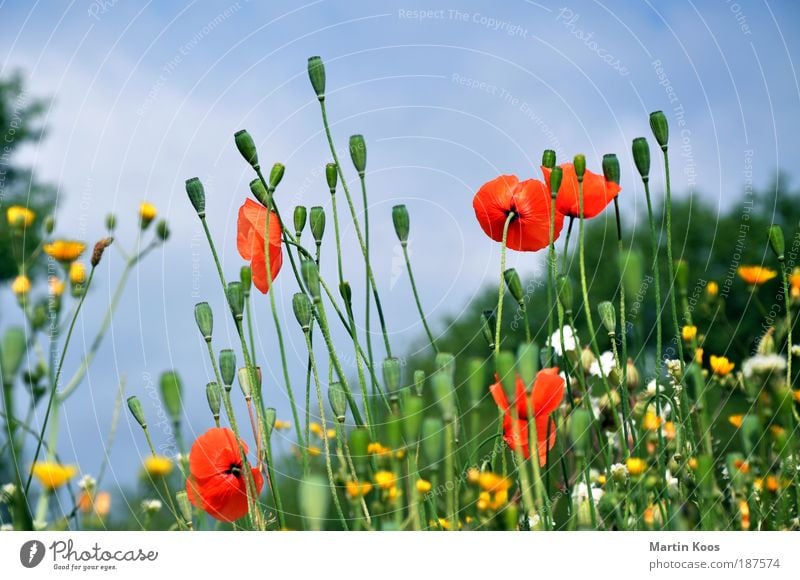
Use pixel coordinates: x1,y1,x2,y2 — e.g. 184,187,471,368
514,375,529,419
502,415,530,459
237,200,267,261
473,175,518,243
532,368,565,418
489,379,509,412
188,428,248,482
507,179,563,252
535,416,557,466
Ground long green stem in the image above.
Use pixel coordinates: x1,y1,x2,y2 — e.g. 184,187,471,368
401,243,438,353
494,213,516,356
661,150,686,371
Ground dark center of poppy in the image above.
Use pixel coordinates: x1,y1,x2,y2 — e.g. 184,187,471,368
225,463,242,478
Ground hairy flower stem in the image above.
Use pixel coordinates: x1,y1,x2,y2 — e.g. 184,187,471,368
401,241,438,353
494,213,516,357
778,260,793,389
660,150,686,373
614,198,635,453
444,419,458,530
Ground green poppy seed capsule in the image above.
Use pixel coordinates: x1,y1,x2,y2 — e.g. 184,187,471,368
401,390,424,444
156,220,170,241
264,407,277,438
185,177,206,216
310,206,325,244
325,163,338,192
569,408,592,457
301,259,321,302
432,370,456,421
495,350,516,401
349,427,370,473
466,357,485,405
307,56,326,100
503,268,524,305
105,213,117,231
299,474,329,531
249,178,270,206
421,417,444,465
516,342,540,386
205,382,222,419
226,281,244,319
127,396,147,429
240,266,252,295
597,301,617,335
392,205,410,244
219,349,236,389
602,153,620,185
541,149,556,169
349,134,367,176
159,371,183,424
339,281,352,308
549,166,563,197
328,381,348,422
293,206,308,238
1,327,27,378
556,275,574,314
434,352,456,380
269,163,285,190
292,292,313,331
480,309,496,350
413,369,425,397
674,259,689,296
194,302,213,341
386,412,403,449
632,137,651,180
383,357,403,397
175,491,192,526
768,224,785,261
649,110,669,149
573,154,586,181
234,130,259,169
237,367,253,399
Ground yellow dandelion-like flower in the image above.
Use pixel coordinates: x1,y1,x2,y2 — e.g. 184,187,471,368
69,262,86,285
307,446,321,457
688,457,699,470
642,411,661,432
626,457,647,476
345,480,372,499
706,281,719,298
326,429,336,439
728,414,744,428
309,422,323,437
367,442,390,456
374,470,396,490
44,240,86,263
139,202,157,223
143,455,173,478
416,479,432,494
32,462,77,491
478,471,512,493
789,268,800,296
737,265,777,286
466,468,480,484
11,275,31,296
681,325,697,342
710,355,735,376
274,419,291,430
695,348,704,364
49,276,66,297
663,421,676,440
7,205,35,228
739,499,750,530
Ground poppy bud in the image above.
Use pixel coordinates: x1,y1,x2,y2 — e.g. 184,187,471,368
480,309,496,349
466,357,485,405
299,474,329,531
328,381,348,422
106,213,117,231
219,349,236,389
597,301,616,334
421,417,444,465
602,153,620,185
156,220,170,241
517,342,539,386
310,206,325,244
307,56,326,100
349,427,370,472
237,367,253,399
325,162,338,192
269,163,285,190
573,154,586,182
549,166,563,197
1,327,26,378
674,259,689,296
301,259,321,302
264,407,277,438
194,302,213,341
632,137,650,180
503,268,524,305
159,371,183,425
383,357,402,397
339,281,352,308
175,491,192,527
401,390,424,443
185,177,206,216
556,275,574,314
234,130,259,169
434,352,456,384
349,134,367,176
768,224,785,261
293,206,308,238
43,215,55,234
292,292,313,331
240,266,252,295
432,370,456,421
413,369,425,397
649,110,669,149
205,382,222,421
127,396,147,429
226,281,245,320
392,204,410,244
495,350,516,401
541,149,556,169
249,178,270,207
569,408,592,457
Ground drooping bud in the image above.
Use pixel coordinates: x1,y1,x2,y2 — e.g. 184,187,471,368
249,178,270,206
573,154,586,182
237,367,253,399
480,309,496,350
503,268,524,305
185,178,206,216
205,382,222,421
268,163,285,190
602,153,620,185
382,357,402,397
43,215,55,234
293,206,308,238
105,213,117,231
292,292,313,331
392,204,410,244
632,137,650,180
307,56,326,100
234,130,259,169
226,281,244,319
156,220,170,241
541,149,556,169
768,224,785,261
556,275,574,314
597,301,616,334
127,396,147,429
159,371,183,425
649,111,669,149
349,134,367,176
309,206,325,244
328,382,348,422
176,491,193,527
91,237,113,267
300,259,321,302
325,163,338,192
240,266,252,295
194,302,213,341
219,349,236,389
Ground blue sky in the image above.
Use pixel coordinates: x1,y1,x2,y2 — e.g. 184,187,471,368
2,0,799,503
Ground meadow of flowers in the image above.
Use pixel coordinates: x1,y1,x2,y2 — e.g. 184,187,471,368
1,56,798,532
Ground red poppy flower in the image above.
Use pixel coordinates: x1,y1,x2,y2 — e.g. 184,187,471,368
489,368,565,465
237,198,283,293
185,427,263,522
473,175,564,252
541,163,620,219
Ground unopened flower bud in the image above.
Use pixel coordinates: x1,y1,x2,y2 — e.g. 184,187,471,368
602,153,620,185
649,111,669,149
581,347,596,371
325,163,338,192
219,349,236,389
269,163,285,190
626,359,641,391
249,178,269,206
205,382,222,421
421,417,444,465
43,215,55,234
597,301,616,334
301,259,321,302
159,371,183,425
234,130,259,169
349,134,367,176
768,224,785,261
226,281,244,319
292,292,313,331
549,166,563,197
632,137,651,180
237,367,254,399
413,369,425,397
480,309,496,350
185,177,206,216
339,281,352,307
432,370,456,421
434,352,456,380
328,382,347,422
239,266,252,295
541,149,556,169
383,357,402,397
466,358,485,405
91,237,113,267
194,302,213,341
573,154,586,181
264,408,277,438
392,204,410,244
293,206,307,238
503,268,524,305
127,396,146,429
310,206,325,244
106,213,117,231
516,342,539,386
556,275,573,314
401,390,424,443
155,220,170,241
176,491,192,526
307,56,326,100
569,408,592,456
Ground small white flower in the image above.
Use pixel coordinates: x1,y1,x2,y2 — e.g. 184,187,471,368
141,499,163,514
572,482,604,504
791,344,800,357
590,351,616,378
610,462,629,481
742,354,786,379
547,325,579,357
0,483,16,503
665,469,679,493
78,474,96,491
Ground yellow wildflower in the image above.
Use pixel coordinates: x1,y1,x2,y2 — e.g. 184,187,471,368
49,276,66,297
477,471,512,493
367,442,390,456
739,499,750,530
345,480,372,499
139,202,157,226
416,479,432,494
706,281,719,297
626,457,646,476
326,429,336,439
738,265,777,286
642,411,661,432
32,462,77,490
44,240,86,263
69,262,86,285
710,355,735,376
7,205,35,228
11,275,31,296
789,268,800,298
688,457,698,470
695,348,704,364
728,414,744,428
663,421,676,440
274,419,291,430
307,446,321,457
681,325,697,342
643,505,655,526
374,470,396,490
387,486,399,502
143,455,173,477
769,425,785,438
466,467,480,484
764,475,780,492
309,422,323,437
